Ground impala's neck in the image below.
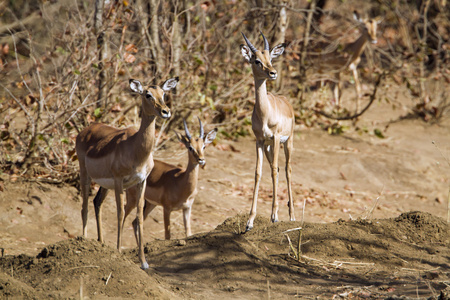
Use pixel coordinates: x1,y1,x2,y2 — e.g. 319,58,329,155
134,113,157,161
180,156,200,194
253,77,271,120
345,29,369,62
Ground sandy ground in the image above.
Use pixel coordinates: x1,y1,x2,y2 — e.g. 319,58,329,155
1,84,450,299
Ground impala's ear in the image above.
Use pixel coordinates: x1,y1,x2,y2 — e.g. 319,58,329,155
204,128,217,146
270,44,285,60
374,16,383,24
174,130,188,145
240,45,252,63
353,10,363,22
162,77,179,91
129,79,144,94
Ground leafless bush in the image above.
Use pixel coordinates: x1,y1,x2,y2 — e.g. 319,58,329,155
0,0,448,182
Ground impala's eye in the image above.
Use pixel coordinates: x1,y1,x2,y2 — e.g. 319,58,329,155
188,146,194,152
146,93,153,99
255,60,262,66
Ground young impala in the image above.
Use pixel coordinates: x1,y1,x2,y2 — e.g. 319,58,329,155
308,11,382,110
240,32,295,231
76,77,179,269
115,118,216,242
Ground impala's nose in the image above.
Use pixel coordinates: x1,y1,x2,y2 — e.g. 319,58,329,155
269,71,277,80
198,158,205,166
161,109,171,119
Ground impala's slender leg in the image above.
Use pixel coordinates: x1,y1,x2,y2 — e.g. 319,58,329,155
270,135,281,223
93,186,109,243
350,62,362,112
264,144,274,165
246,140,264,232
130,201,156,245
113,178,125,252
332,73,342,106
284,137,295,221
163,207,172,240
183,204,192,237
80,163,91,237
134,180,148,269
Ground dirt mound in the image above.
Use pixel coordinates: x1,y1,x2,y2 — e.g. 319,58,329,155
0,237,177,299
124,212,450,299
1,212,449,298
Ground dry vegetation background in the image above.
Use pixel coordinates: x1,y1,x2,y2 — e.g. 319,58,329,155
0,0,448,183
1,1,450,299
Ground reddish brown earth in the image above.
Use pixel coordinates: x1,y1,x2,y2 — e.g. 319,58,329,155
1,85,450,299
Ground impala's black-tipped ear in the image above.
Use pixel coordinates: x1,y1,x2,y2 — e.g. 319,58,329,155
241,44,253,63
270,43,285,60
162,77,179,91
174,130,188,145
204,128,217,146
129,79,144,94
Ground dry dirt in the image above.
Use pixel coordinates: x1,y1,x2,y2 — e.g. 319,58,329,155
1,85,450,299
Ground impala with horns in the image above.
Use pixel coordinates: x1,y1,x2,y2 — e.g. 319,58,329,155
76,77,179,269
240,32,295,231
306,11,382,111
112,118,217,242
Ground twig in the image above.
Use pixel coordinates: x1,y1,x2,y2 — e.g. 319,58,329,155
282,227,303,233
105,272,112,285
284,233,298,260
80,276,83,300
365,186,385,220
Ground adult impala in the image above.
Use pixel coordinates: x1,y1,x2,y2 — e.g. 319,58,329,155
308,11,382,111
76,77,179,269
240,32,295,231
116,118,216,242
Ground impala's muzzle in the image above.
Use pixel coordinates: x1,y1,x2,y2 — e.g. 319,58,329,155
160,109,171,119
268,71,277,80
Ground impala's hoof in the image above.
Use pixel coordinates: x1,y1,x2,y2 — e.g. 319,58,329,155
245,225,253,232
140,262,149,270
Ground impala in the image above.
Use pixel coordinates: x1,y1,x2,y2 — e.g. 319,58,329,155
240,32,295,231
308,11,382,111
115,118,217,242
75,77,179,269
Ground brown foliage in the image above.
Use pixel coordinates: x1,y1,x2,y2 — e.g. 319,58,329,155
0,0,448,182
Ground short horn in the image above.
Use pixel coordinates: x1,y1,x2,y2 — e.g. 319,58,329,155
260,31,269,51
241,32,257,53
198,117,204,139
183,119,191,140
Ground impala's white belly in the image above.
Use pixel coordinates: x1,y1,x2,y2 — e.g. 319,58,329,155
86,155,149,190
93,169,147,190
262,124,289,144
263,134,290,145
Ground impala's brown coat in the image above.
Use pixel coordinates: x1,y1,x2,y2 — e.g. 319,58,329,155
309,12,382,110
122,120,217,241
241,32,295,231
76,78,178,269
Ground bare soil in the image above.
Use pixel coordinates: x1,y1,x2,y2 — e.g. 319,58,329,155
1,85,450,299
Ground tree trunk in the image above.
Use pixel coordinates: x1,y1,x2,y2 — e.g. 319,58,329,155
275,0,288,90
149,0,163,80
95,0,108,108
